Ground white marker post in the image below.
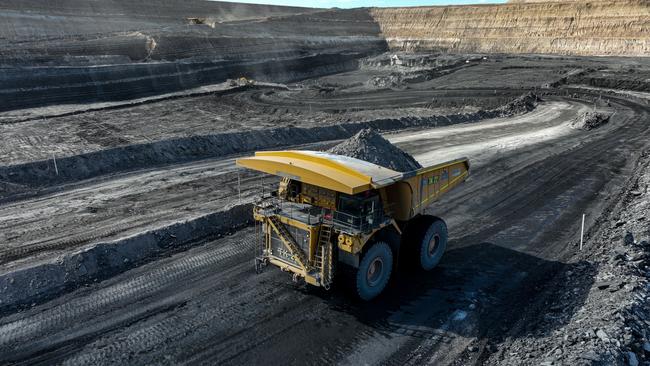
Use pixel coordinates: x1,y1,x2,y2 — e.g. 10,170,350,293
52,155,59,176
237,170,241,205
579,213,585,251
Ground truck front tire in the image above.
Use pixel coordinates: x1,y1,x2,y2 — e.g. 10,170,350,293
419,218,448,271
356,241,393,301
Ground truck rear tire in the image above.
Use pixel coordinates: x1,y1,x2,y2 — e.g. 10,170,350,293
419,218,447,271
356,241,393,301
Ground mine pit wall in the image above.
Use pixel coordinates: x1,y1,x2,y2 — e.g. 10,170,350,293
0,0,316,42
2,1,650,110
0,47,382,111
0,4,387,111
370,0,650,56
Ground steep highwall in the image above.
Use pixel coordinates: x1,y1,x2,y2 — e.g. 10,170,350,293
0,0,316,42
0,4,386,110
370,1,650,56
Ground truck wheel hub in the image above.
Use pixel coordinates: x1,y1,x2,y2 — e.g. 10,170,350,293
367,258,384,286
428,234,440,256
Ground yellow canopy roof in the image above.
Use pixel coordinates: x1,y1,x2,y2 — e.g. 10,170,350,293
236,150,402,195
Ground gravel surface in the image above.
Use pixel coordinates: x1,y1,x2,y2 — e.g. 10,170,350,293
484,152,650,366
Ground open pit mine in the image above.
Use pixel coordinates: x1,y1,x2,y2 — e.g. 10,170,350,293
0,0,649,365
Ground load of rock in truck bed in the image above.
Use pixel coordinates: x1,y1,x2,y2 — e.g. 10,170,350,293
328,128,422,172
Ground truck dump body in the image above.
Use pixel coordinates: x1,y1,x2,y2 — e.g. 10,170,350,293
387,158,470,221
237,150,405,195
238,150,469,220
237,150,469,295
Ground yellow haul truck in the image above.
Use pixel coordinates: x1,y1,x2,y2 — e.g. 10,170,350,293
237,151,469,300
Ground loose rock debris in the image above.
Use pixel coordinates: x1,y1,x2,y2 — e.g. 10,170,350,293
484,152,650,366
493,92,542,117
328,128,423,172
570,111,612,130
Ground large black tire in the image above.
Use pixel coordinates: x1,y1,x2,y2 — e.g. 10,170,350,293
356,241,393,301
418,218,448,271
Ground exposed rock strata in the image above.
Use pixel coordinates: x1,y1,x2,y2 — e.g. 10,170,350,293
370,1,650,56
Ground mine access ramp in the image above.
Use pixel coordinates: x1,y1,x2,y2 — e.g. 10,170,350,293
237,150,469,300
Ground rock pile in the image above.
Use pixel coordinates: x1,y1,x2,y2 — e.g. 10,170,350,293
493,92,541,117
368,70,430,89
369,74,404,88
328,129,423,172
570,111,611,130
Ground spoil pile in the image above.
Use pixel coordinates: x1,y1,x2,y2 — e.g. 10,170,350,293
368,71,429,89
570,111,611,130
493,92,541,117
328,129,422,172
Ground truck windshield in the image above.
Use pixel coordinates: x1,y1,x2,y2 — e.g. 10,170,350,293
337,195,361,216
335,193,383,232
338,194,382,214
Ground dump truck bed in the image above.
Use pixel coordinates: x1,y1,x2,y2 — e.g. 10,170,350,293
237,150,469,221
387,157,469,221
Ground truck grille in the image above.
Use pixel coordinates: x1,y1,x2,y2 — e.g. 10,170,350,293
269,225,310,267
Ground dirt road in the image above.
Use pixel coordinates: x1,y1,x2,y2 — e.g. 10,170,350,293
1,93,647,365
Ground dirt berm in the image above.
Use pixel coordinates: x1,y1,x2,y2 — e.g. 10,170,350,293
328,128,422,172
0,203,253,313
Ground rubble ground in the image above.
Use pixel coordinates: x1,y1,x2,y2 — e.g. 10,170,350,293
484,152,650,366
0,87,649,365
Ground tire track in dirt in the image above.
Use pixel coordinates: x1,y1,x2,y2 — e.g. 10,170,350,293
0,230,256,362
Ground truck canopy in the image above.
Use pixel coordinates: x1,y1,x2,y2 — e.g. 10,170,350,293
238,150,469,220
236,150,403,195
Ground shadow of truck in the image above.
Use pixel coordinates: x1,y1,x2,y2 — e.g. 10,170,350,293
311,242,595,344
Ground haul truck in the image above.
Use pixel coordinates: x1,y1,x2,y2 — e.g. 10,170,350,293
236,151,469,300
